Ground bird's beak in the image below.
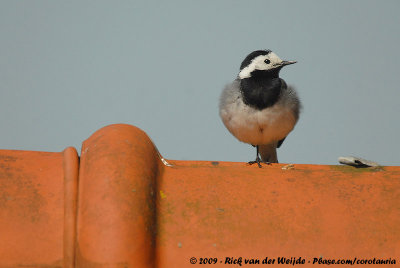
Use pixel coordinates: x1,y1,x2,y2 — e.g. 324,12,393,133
280,60,297,66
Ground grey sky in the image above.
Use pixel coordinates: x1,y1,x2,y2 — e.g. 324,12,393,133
1,1,399,165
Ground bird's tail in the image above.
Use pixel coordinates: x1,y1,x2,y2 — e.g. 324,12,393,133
259,143,278,163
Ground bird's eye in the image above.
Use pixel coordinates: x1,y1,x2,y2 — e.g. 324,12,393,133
264,59,270,64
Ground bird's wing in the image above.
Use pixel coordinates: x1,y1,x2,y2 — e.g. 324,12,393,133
277,137,286,148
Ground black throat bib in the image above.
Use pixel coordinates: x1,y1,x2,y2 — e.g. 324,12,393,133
240,69,282,110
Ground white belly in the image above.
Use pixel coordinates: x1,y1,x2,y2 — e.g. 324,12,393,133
220,98,297,145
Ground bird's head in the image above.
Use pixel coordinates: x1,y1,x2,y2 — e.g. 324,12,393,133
238,50,296,79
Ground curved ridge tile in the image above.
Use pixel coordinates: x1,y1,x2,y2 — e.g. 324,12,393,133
76,124,163,268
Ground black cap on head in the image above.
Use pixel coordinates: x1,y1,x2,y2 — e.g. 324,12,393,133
240,50,271,70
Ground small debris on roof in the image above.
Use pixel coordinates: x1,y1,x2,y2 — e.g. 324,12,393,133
338,156,379,167
282,164,295,170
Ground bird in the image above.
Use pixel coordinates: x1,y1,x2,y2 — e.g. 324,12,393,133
219,49,301,167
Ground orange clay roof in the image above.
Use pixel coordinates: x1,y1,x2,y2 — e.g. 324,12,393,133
0,124,399,267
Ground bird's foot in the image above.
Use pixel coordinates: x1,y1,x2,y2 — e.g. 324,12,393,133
248,160,262,168
247,157,271,168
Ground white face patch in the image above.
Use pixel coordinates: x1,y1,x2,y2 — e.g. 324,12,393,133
238,52,283,79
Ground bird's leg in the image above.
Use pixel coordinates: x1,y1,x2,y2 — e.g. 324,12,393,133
248,145,271,168
248,145,263,168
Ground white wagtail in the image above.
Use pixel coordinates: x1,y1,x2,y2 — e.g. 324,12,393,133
219,50,301,167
